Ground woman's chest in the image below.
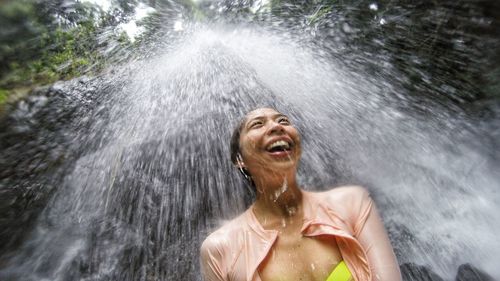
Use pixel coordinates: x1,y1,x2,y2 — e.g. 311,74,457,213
257,234,343,281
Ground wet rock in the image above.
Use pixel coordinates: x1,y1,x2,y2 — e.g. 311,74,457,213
400,263,444,281
0,76,108,255
456,263,495,281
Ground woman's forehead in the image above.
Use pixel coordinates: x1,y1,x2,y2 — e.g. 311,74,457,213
245,108,282,120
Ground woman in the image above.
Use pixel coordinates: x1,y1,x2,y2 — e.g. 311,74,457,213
201,108,402,281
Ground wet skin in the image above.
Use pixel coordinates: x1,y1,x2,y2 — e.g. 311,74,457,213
237,108,344,281
238,108,302,180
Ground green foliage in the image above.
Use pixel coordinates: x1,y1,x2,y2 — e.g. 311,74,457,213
0,0,44,67
1,25,102,88
1,0,34,18
0,89,8,105
0,0,108,97
0,0,162,102
306,5,332,25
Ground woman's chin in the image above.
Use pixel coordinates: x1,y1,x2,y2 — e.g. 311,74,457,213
266,160,298,174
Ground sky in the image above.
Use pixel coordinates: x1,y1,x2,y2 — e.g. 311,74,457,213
80,0,156,41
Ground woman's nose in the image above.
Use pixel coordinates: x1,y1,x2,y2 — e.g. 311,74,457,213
268,120,285,134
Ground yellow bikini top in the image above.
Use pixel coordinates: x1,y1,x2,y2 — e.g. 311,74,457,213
326,260,352,281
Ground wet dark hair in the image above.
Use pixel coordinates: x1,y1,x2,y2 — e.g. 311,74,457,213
230,117,253,183
230,118,245,165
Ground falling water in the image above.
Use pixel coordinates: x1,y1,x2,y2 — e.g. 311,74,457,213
1,1,499,281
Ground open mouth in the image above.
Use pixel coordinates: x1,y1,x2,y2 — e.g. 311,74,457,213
266,140,292,154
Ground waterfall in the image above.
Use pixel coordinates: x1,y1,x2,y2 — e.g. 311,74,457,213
1,2,499,281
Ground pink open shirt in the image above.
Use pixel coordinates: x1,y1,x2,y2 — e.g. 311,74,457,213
200,186,402,281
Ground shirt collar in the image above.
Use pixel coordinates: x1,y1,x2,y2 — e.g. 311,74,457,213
243,190,370,281
244,190,351,238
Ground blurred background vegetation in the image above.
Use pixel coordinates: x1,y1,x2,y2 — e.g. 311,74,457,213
1,0,499,109
0,0,168,104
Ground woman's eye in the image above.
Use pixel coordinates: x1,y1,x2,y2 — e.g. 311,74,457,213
278,118,290,124
250,121,263,128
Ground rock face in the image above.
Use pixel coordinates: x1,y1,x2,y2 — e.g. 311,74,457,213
0,76,105,255
456,263,495,281
400,263,497,281
401,263,444,281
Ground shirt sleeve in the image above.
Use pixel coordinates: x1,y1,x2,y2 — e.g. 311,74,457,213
200,236,228,281
354,187,402,281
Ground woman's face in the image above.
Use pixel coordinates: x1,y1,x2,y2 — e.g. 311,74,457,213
238,108,302,176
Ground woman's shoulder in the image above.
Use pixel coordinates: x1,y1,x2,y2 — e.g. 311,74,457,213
309,185,374,224
200,211,249,253
311,185,371,203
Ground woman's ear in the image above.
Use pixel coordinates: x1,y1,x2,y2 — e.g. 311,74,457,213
235,153,251,180
236,153,246,169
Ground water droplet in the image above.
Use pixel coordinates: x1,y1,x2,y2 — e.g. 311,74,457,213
174,21,184,31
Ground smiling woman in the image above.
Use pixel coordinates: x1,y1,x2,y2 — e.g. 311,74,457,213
200,108,402,281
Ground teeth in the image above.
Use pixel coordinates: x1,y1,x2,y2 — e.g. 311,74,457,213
267,140,290,150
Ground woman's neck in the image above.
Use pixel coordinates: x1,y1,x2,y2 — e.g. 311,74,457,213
253,173,303,219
